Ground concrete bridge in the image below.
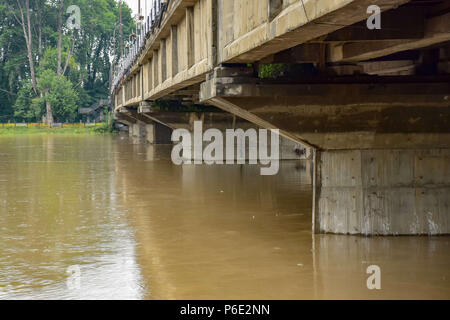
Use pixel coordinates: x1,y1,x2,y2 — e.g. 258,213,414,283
112,0,450,235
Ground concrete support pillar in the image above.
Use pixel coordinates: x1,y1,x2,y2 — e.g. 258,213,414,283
129,121,146,141
133,122,171,145
153,122,173,145
313,148,450,235
145,123,156,144
129,121,172,145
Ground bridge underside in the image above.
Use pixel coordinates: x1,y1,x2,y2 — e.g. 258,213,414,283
117,104,309,160
200,69,450,235
113,0,450,235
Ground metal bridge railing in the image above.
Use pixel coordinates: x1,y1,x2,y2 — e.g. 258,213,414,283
111,0,169,94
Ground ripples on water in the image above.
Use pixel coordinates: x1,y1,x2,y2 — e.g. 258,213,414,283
0,135,449,300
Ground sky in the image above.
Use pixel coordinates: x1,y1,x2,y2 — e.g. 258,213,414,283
123,0,153,16
123,0,138,15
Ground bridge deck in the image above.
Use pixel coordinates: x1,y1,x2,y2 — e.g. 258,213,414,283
114,0,431,109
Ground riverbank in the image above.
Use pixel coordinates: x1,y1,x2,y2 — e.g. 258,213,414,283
0,124,116,135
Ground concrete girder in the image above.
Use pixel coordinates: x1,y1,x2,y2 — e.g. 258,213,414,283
200,66,450,235
138,103,310,160
200,71,450,150
328,12,450,63
114,110,138,126
219,0,411,63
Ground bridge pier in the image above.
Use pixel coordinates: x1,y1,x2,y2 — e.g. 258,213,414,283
200,67,450,235
129,122,146,141
117,107,172,144
314,148,450,235
111,0,450,236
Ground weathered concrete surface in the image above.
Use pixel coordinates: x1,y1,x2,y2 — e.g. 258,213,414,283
127,122,172,145
116,104,311,159
201,67,450,235
115,0,412,107
328,11,450,63
114,111,137,127
314,149,450,235
137,106,311,160
217,0,409,63
117,107,172,145
129,121,147,142
111,1,450,236
140,122,173,144
200,71,450,149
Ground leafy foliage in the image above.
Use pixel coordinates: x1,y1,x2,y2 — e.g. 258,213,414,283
259,64,286,79
13,82,42,122
37,70,79,122
0,0,134,123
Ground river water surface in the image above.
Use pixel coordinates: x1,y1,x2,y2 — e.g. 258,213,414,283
0,134,449,299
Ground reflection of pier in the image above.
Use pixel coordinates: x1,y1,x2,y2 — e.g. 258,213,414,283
113,141,315,299
113,142,450,299
112,0,450,235
313,235,450,299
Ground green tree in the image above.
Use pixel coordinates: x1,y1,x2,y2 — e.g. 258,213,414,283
13,82,42,122
70,0,134,104
45,75,79,122
1,0,134,123
37,70,79,123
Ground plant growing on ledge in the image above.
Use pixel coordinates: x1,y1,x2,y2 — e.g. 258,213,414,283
258,63,286,79
258,63,318,79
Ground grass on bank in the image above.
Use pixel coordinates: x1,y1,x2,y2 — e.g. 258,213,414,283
0,123,117,135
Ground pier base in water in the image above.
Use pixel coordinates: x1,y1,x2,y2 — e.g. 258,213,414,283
128,121,172,144
313,148,450,235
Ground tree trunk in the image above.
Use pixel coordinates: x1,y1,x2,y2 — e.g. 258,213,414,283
16,0,38,94
37,6,42,57
25,0,37,94
57,0,64,76
62,33,75,76
46,98,54,126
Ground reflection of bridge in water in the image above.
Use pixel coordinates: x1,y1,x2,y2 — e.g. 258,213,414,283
78,99,111,122
113,142,450,299
112,0,450,235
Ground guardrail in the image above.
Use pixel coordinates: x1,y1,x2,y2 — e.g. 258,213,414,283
111,0,169,93
0,123,106,128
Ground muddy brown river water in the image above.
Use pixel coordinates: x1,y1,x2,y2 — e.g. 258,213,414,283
0,134,448,299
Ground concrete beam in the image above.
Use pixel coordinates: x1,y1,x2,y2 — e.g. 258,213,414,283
220,0,410,63
140,110,199,131
114,111,137,126
315,7,425,43
328,12,450,62
138,103,310,159
138,105,252,131
201,76,450,106
118,107,151,124
200,68,450,149
358,60,416,75
259,44,325,64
